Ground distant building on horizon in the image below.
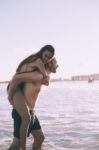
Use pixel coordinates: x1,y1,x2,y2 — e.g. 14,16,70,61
71,73,99,81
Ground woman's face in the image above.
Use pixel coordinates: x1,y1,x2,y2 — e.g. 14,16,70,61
42,50,53,63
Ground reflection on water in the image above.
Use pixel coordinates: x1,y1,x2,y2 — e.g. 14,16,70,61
0,81,99,149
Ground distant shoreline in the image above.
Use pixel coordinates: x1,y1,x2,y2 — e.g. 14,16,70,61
0,80,67,84
0,81,9,84
1,76,99,84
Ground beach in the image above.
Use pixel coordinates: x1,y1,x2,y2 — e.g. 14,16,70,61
0,81,99,150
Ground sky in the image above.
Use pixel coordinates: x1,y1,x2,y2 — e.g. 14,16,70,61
0,0,99,81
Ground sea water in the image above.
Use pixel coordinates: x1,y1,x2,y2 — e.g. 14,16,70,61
0,81,99,150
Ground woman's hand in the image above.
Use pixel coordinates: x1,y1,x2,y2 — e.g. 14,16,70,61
42,76,50,85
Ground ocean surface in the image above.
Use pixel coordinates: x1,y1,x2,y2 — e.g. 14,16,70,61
1,81,99,150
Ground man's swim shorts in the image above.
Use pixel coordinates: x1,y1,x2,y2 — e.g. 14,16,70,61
12,108,41,138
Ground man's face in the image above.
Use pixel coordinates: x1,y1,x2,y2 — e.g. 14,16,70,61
48,58,58,73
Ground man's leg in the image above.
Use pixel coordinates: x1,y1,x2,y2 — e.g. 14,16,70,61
28,114,45,150
8,137,20,150
8,109,21,150
31,129,45,150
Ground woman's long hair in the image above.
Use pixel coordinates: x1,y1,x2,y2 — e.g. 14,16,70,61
16,45,55,72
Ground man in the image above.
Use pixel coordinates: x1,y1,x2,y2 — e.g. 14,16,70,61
8,58,58,150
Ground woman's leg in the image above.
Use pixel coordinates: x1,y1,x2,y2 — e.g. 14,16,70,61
13,89,30,150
